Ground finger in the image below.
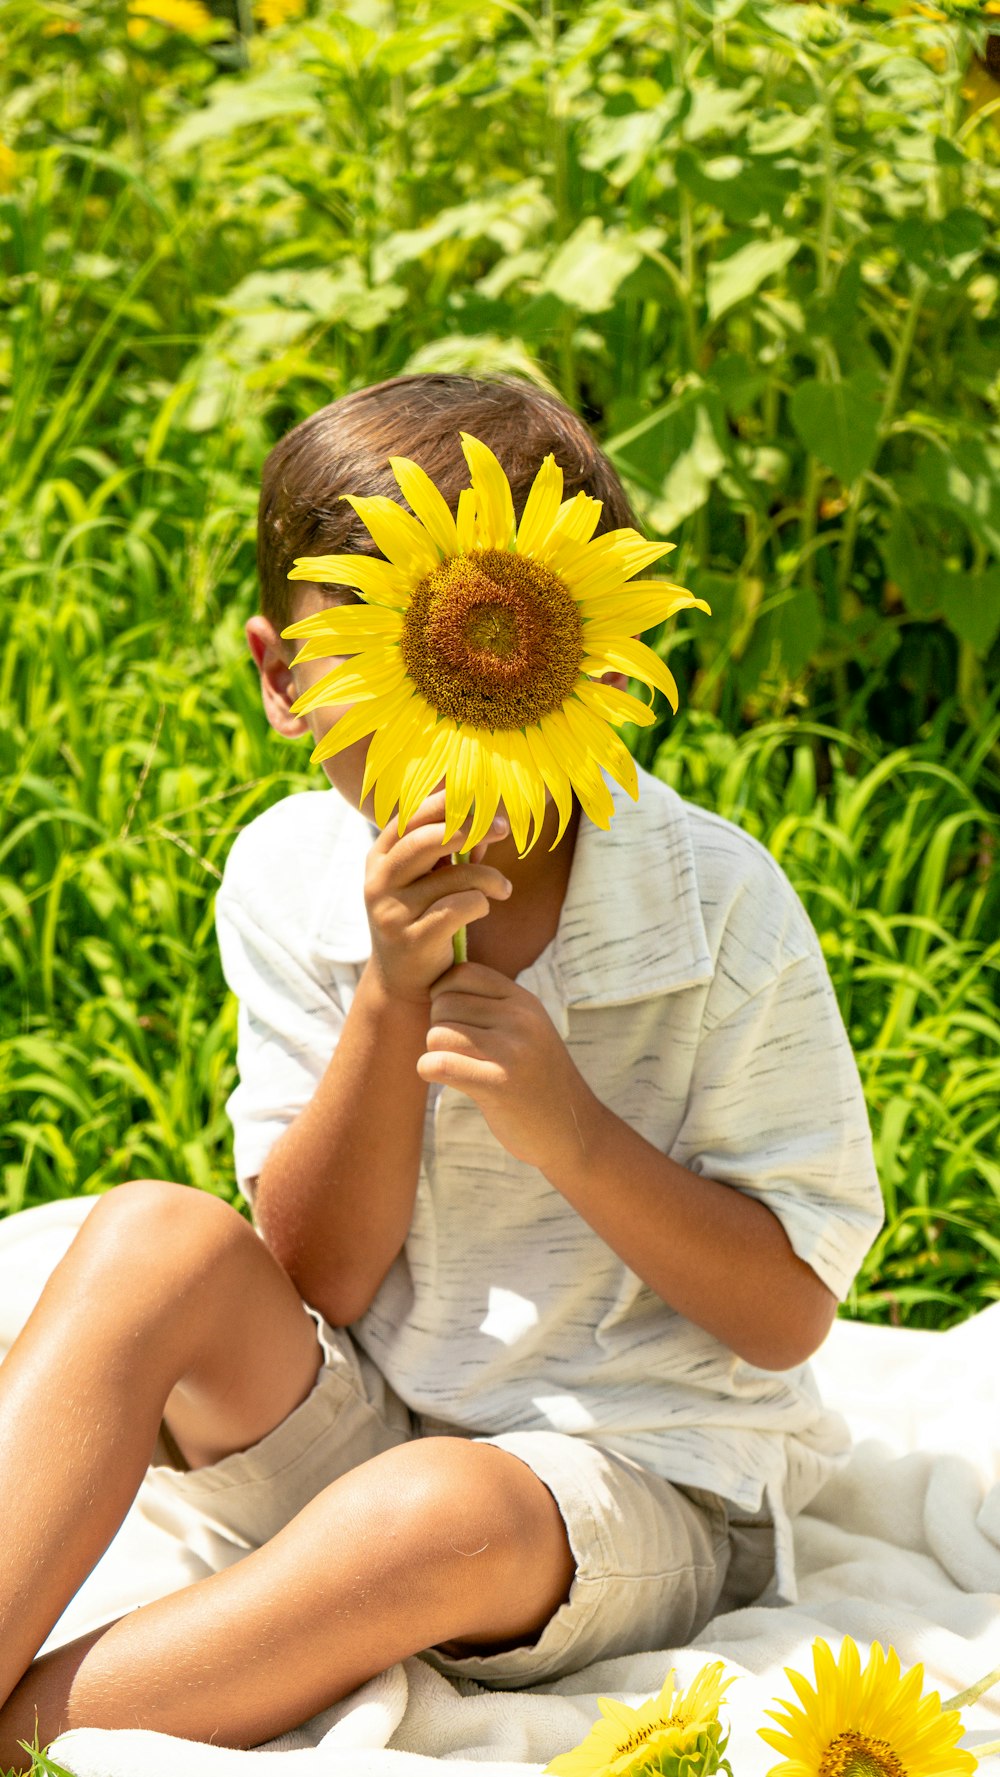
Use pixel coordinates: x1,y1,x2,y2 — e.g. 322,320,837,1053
375,811,510,891
411,891,497,946
424,1022,490,1054
408,862,511,917
426,1000,503,1034
431,962,517,999
416,1051,505,1093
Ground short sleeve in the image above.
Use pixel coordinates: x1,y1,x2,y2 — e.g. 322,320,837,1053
670,943,884,1302
215,890,346,1198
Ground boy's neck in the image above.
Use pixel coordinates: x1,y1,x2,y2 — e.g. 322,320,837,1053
488,798,580,899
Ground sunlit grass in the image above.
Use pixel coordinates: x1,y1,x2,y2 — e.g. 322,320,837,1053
654,707,1000,1327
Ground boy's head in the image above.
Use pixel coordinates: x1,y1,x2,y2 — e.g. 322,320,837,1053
248,372,639,806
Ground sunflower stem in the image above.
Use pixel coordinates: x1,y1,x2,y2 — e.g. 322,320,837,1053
943,1669,1000,1713
451,850,471,964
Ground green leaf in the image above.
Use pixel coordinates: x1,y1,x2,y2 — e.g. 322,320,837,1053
882,508,937,617
706,236,800,321
682,77,759,142
917,438,1000,556
893,208,987,284
747,106,824,156
539,217,664,314
939,567,1000,657
162,72,320,156
789,374,882,485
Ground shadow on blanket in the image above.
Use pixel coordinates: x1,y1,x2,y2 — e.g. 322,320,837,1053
1,1197,998,1777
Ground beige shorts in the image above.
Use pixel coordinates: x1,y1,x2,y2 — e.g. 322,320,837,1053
144,1311,775,1687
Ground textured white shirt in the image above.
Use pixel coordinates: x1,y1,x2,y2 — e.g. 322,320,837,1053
215,765,883,1598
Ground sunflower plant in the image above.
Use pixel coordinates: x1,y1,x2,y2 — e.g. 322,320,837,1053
760,1637,997,1777
282,432,709,858
543,1660,734,1777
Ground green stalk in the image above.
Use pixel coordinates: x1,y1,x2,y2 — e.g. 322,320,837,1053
451,850,471,964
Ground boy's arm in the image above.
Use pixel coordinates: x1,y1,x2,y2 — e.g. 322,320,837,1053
420,954,882,1371
253,798,511,1326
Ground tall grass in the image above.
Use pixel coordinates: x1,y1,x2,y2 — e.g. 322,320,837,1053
653,704,1000,1326
1,0,998,1327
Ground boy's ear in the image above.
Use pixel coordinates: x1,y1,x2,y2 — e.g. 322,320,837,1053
245,615,310,739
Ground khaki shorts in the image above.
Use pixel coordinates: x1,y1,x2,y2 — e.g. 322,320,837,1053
144,1311,774,1687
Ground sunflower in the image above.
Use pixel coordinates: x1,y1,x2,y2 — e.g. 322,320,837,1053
282,432,709,854
127,0,216,35
544,1661,733,1777
760,1638,978,1777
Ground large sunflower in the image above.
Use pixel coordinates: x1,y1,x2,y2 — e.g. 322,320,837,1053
544,1661,733,1777
760,1638,978,1777
282,432,709,854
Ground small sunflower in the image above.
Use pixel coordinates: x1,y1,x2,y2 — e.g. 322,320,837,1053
760,1638,978,1777
544,1661,733,1777
127,0,216,35
282,432,709,854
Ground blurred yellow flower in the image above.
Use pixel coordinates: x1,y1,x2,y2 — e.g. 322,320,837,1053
760,1637,977,1777
0,142,17,192
283,433,708,854
256,0,306,25
127,0,216,38
544,1661,733,1777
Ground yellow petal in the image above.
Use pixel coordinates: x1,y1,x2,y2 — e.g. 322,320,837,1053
589,638,679,712
442,728,479,844
373,747,408,829
340,494,439,577
516,452,564,557
389,455,460,560
460,432,516,549
290,652,406,715
397,717,459,831
560,532,674,600
464,734,503,850
538,708,615,828
309,692,405,767
563,696,638,800
524,725,574,849
550,489,604,547
575,677,657,729
504,728,548,853
284,607,404,653
361,692,434,805
456,485,479,553
286,553,412,608
580,590,710,632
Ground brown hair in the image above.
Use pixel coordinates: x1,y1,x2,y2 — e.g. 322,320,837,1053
257,372,641,634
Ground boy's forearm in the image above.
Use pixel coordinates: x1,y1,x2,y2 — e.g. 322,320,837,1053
545,1094,837,1372
254,962,429,1326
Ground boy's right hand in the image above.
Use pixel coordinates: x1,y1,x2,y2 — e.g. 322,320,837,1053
363,791,512,1005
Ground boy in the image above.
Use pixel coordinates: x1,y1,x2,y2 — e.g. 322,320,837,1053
0,373,883,1767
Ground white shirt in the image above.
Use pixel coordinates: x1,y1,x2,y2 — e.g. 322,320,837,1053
215,766,883,1598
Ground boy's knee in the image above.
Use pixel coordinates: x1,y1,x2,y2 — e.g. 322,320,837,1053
78,1179,248,1294
380,1437,573,1584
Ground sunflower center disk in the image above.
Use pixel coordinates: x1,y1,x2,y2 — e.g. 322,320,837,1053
400,549,584,730
820,1731,906,1777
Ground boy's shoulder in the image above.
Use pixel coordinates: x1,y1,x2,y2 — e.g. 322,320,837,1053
216,789,373,956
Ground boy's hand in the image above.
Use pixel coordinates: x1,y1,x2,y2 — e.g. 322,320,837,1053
364,793,512,1006
417,963,600,1177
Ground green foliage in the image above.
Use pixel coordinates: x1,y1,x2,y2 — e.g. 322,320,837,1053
654,705,1000,1327
1,0,998,1323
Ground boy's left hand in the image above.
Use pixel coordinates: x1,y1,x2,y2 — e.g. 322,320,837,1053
417,962,599,1178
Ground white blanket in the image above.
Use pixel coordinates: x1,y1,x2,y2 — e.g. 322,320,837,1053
2,1197,998,1777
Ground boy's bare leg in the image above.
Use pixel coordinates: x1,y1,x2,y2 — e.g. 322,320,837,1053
0,1437,575,1768
0,1179,322,1713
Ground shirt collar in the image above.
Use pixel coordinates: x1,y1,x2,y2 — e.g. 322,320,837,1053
312,765,714,1007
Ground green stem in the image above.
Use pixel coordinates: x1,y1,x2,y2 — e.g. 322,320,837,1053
451,850,471,964
943,1667,1000,1713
